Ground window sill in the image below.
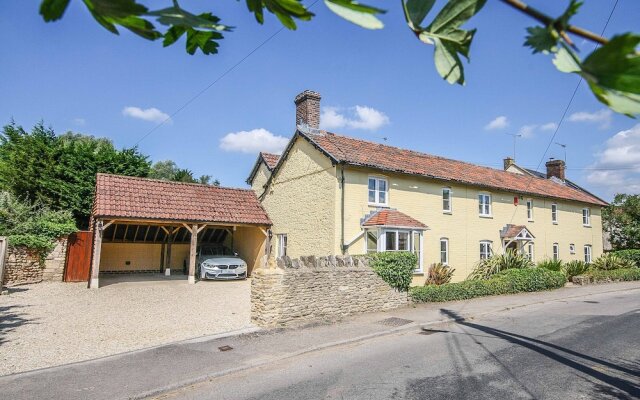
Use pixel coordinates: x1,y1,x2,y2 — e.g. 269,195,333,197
528,219,535,223
552,222,558,225
413,272,424,276
443,211,452,215
583,225,592,228
368,203,389,208
479,214,493,219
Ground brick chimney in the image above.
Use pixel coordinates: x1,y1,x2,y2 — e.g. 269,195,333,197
503,157,515,171
545,159,566,181
294,90,321,129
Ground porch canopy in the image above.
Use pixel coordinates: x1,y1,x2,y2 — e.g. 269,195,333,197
500,224,535,251
89,174,271,288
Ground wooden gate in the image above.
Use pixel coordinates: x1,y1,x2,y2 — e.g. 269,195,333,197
64,231,93,282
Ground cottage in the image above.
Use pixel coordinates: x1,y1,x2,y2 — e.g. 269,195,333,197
247,91,607,284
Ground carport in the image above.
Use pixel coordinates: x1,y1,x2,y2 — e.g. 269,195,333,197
89,173,272,288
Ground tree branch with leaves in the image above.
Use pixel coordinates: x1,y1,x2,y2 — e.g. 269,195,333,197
39,0,639,116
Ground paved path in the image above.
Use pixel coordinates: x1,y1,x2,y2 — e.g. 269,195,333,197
0,282,638,399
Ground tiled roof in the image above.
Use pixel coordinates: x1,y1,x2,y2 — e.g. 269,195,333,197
93,174,271,225
300,131,607,206
261,152,280,170
362,209,428,229
500,224,534,239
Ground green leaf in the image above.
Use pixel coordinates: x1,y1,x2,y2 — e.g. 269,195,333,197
556,0,582,30
588,82,640,117
185,29,223,55
524,26,558,54
415,0,486,85
433,37,464,84
162,26,187,47
324,0,385,30
582,33,640,94
552,45,581,73
81,0,161,40
40,0,71,22
405,0,435,29
427,0,486,34
148,7,231,32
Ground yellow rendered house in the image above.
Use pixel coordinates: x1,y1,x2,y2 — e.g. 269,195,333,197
247,91,608,284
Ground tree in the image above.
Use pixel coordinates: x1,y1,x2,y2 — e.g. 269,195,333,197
38,0,639,116
150,160,220,185
0,122,150,228
603,194,640,250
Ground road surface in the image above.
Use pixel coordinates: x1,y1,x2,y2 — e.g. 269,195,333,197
154,288,640,400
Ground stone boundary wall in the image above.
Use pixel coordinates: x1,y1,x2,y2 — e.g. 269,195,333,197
251,255,408,327
2,237,68,286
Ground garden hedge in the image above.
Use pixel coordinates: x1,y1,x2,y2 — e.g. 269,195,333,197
410,268,566,303
581,268,640,283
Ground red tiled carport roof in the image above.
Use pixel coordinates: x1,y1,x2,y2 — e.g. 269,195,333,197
362,209,428,230
93,173,271,225
297,131,607,206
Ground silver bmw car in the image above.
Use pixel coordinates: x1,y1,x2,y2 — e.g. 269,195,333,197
197,245,248,280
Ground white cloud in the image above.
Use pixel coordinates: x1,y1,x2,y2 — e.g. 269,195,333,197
568,109,612,129
484,116,509,131
72,118,86,126
518,124,537,138
587,124,640,195
219,128,288,154
320,106,389,131
540,122,558,131
122,106,172,124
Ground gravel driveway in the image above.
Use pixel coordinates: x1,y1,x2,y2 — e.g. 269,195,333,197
0,276,251,376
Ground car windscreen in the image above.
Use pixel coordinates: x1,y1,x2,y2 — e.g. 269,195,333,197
200,246,233,256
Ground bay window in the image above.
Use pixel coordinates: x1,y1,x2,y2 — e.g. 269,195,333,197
365,228,424,272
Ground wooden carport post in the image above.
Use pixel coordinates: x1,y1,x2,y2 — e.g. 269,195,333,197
188,224,198,284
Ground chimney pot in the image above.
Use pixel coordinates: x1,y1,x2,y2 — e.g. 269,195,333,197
294,90,321,130
503,157,515,171
545,159,566,181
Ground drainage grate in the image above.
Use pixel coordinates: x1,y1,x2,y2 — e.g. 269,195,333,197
218,345,233,352
378,317,413,327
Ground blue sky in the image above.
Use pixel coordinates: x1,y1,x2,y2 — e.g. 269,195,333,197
1,0,639,200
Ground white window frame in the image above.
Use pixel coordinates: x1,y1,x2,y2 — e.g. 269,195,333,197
366,228,424,273
277,234,288,257
584,245,592,263
582,208,591,226
569,243,575,254
478,193,492,217
551,203,558,224
368,176,388,206
442,188,452,214
365,230,378,254
479,240,493,260
440,238,449,265
526,199,534,221
552,243,559,261
527,243,535,261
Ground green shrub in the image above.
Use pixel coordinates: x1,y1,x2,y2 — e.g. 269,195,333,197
609,250,640,267
0,192,76,260
410,268,566,303
537,258,563,272
591,253,636,270
496,268,566,292
467,249,534,280
368,251,417,292
425,263,455,285
583,268,640,283
562,260,589,280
